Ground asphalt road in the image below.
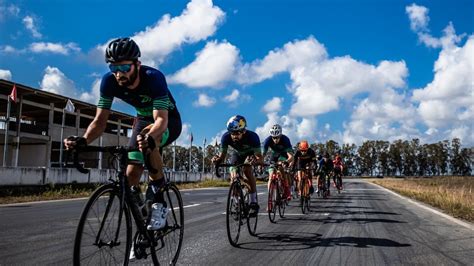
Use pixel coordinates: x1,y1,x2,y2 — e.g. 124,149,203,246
0,179,473,265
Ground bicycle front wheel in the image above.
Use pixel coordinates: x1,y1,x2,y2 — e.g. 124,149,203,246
226,181,243,247
73,184,132,266
247,189,258,236
278,184,286,218
150,183,184,265
268,182,277,223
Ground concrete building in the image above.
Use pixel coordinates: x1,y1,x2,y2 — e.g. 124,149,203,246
0,79,134,169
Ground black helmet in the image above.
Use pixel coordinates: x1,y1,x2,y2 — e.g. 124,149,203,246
105,37,141,63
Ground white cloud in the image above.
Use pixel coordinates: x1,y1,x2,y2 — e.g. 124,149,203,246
224,89,239,102
169,40,239,88
193,93,216,107
0,3,20,21
22,15,42,38
40,66,77,97
262,97,283,113
0,45,20,53
405,4,429,32
288,58,408,117
92,0,225,66
29,42,80,55
175,123,192,147
406,4,464,49
0,69,12,80
79,78,101,104
222,89,251,107
412,36,474,142
238,36,327,84
343,89,420,144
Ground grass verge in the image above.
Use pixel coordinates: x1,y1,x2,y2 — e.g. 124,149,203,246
370,176,473,222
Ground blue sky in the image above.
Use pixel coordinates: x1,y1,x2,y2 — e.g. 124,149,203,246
1,0,473,147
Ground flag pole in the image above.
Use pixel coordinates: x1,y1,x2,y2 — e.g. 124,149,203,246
59,108,66,168
173,140,176,171
202,138,206,174
3,96,11,167
189,133,192,172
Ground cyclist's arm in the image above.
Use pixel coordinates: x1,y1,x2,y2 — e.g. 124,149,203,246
147,109,168,140
83,108,110,144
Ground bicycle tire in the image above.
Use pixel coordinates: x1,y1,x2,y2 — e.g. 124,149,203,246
73,184,132,266
226,181,243,247
268,181,277,223
278,183,286,218
150,183,184,265
246,187,258,236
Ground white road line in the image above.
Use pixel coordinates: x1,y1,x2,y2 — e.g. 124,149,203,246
178,203,200,210
343,188,383,191
369,182,474,230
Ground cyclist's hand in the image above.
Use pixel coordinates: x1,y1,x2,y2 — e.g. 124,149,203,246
247,155,257,165
211,155,221,164
64,136,87,150
137,134,156,152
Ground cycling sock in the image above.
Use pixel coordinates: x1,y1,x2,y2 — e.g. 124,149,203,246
146,178,166,205
250,192,257,203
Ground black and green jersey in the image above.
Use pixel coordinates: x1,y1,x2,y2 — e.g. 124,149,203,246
98,65,179,119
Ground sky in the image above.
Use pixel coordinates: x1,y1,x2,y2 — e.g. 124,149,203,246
0,0,473,148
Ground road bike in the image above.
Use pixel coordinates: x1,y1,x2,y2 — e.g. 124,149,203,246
70,144,184,265
317,171,330,199
216,162,258,247
297,167,314,214
333,167,343,193
267,162,287,223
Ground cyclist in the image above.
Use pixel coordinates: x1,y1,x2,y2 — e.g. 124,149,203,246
64,37,182,231
291,140,317,199
262,124,293,201
212,115,263,215
333,153,344,189
317,152,334,195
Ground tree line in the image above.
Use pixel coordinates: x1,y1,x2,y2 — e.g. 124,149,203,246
161,138,472,176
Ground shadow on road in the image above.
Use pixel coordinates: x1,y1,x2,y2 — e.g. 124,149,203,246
237,232,411,251
278,216,407,225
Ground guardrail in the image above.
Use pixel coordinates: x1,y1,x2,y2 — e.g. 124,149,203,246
0,167,225,186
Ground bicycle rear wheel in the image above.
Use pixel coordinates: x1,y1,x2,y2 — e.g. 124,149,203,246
268,182,277,223
73,184,131,266
226,181,243,247
150,183,184,265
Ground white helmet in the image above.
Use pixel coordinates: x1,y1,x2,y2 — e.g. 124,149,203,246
269,124,282,137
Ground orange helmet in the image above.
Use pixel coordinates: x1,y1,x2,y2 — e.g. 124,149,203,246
298,140,309,151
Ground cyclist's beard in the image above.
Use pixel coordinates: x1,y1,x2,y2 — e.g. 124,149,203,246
117,68,138,87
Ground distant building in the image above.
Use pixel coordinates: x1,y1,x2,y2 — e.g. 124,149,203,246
1,79,133,169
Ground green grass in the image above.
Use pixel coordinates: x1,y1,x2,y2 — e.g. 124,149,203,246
370,176,473,222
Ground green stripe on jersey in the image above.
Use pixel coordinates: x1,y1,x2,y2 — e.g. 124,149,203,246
98,96,113,109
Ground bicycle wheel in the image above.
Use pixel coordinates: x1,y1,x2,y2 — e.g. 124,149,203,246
268,181,277,223
73,184,131,266
278,183,286,218
150,183,184,265
301,178,308,214
226,181,243,247
246,187,258,236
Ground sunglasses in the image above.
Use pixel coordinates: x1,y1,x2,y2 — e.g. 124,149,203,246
109,63,133,73
230,131,244,136
272,137,280,140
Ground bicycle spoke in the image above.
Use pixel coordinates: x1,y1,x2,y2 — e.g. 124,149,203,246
73,185,131,265
226,182,242,246
151,184,184,265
